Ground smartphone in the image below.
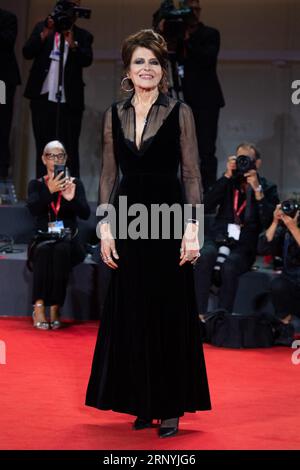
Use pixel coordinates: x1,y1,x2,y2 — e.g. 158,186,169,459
54,164,66,179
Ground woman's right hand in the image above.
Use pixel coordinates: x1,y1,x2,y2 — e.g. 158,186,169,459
47,173,67,194
100,223,119,269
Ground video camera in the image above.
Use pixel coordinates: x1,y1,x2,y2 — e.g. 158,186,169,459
49,0,91,33
153,0,193,54
281,199,299,218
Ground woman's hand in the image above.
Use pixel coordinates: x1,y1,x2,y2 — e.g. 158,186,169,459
179,222,200,266
47,173,67,194
61,177,76,201
100,223,119,269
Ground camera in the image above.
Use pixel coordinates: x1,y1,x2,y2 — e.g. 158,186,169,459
49,0,91,33
211,234,237,287
281,199,299,218
233,155,256,178
153,1,193,54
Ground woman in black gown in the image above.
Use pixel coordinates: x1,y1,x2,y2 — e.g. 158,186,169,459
86,29,211,438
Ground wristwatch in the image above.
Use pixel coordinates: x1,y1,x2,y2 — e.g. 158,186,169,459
254,184,263,193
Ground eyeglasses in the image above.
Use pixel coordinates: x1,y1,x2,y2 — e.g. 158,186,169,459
45,153,66,161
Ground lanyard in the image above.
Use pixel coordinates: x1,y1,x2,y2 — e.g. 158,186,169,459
44,176,62,219
55,32,60,50
233,189,246,220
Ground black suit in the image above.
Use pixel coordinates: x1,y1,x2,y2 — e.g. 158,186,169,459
23,22,93,177
194,175,279,315
0,8,21,178
182,22,225,192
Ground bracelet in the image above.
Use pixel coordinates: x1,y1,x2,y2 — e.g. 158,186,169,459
186,219,199,225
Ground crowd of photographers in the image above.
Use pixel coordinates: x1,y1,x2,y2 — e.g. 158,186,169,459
0,1,299,344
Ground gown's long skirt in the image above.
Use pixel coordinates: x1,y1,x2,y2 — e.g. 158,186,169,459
86,173,211,420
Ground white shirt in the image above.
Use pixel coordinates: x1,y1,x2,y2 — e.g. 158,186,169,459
41,33,69,103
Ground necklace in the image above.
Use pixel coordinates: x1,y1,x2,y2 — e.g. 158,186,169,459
132,91,159,125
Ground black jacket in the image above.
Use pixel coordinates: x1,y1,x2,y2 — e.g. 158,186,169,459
23,22,93,110
0,8,21,87
204,175,279,254
27,178,90,233
258,226,300,284
182,22,225,109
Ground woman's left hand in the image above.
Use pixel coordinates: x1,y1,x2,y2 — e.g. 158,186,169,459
61,177,76,201
179,223,200,266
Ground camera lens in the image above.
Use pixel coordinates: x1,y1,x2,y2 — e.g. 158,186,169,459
280,199,299,218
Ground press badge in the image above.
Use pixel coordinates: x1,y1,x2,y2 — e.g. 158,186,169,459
49,49,61,61
227,223,241,241
48,220,64,233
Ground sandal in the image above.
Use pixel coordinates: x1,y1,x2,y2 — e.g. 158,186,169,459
32,312,49,330
50,320,62,330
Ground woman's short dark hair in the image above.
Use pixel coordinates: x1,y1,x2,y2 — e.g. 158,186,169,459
121,29,169,92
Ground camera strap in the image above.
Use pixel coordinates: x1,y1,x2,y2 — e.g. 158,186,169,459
233,189,246,224
44,175,62,219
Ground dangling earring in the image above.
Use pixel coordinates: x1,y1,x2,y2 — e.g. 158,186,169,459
121,76,134,92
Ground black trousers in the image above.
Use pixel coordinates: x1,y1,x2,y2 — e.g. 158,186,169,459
30,95,83,178
0,84,16,178
194,240,255,314
270,275,300,319
32,241,72,306
191,106,220,193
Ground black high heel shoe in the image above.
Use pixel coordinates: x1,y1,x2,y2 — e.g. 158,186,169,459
158,418,179,438
133,417,153,430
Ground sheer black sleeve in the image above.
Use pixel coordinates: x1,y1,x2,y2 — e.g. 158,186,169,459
98,107,119,220
179,103,203,217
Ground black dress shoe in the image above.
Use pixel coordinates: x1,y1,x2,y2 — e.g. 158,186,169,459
133,417,153,430
158,418,179,438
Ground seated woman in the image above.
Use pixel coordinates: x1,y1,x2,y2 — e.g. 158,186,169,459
27,140,90,329
258,202,300,345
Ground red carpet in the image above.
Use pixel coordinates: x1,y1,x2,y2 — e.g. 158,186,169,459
0,317,299,450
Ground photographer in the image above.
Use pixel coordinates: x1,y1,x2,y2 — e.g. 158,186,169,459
0,8,21,178
156,1,224,192
182,0,225,192
22,0,93,178
257,203,300,345
194,142,279,320
27,140,90,330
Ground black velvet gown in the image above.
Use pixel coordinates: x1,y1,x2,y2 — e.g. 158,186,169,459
86,92,211,420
